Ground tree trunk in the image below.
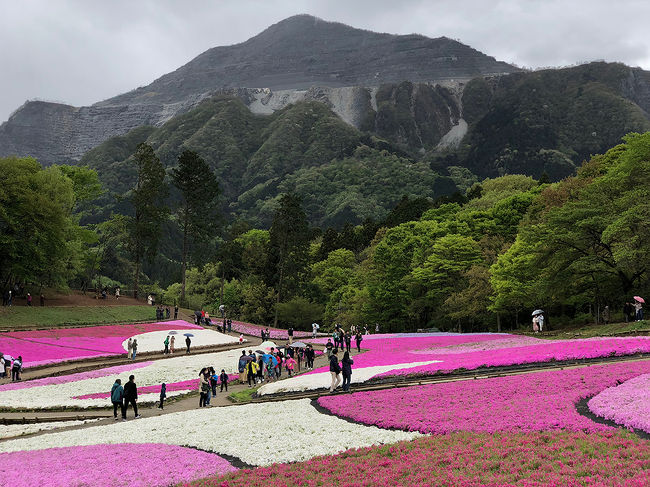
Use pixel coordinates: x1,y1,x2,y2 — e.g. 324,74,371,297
220,266,225,306
180,212,189,307
133,254,140,301
496,312,501,333
273,262,284,328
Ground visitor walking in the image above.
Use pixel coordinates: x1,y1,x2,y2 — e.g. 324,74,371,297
170,335,175,353
344,331,352,352
158,383,166,409
174,304,178,319
375,323,379,334
288,326,294,344
256,356,264,384
285,356,296,377
219,369,229,392
26,293,32,306
115,287,120,299
355,331,363,352
11,356,22,381
210,368,218,397
110,379,124,420
131,339,138,360
312,322,319,338
247,358,257,386
127,338,133,358
305,344,315,369
185,335,191,354
238,350,248,384
0,354,5,378
341,351,354,391
635,299,644,321
199,371,209,407
122,375,141,420
325,339,334,358
163,335,170,354
329,351,342,392
40,294,45,306
537,314,545,332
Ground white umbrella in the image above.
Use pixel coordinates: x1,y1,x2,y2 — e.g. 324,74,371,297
259,340,278,350
531,309,544,316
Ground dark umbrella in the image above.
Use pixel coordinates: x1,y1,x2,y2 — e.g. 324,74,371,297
183,333,194,337
167,331,178,335
240,355,255,363
255,350,265,355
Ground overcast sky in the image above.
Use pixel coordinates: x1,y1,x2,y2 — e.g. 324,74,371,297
1,0,649,122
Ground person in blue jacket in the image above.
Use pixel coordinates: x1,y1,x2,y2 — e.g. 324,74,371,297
110,379,124,420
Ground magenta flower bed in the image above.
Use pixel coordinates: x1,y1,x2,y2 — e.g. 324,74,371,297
230,320,313,339
0,320,201,367
72,373,240,399
588,373,650,433
303,334,650,380
0,443,236,487
318,361,650,433
0,361,152,392
184,431,650,487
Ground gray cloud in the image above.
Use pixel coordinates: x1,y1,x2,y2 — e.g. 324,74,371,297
1,0,649,122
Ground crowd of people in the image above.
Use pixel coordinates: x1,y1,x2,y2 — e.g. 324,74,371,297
0,353,22,381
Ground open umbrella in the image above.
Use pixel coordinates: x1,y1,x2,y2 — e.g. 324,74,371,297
634,296,645,304
183,333,194,337
259,340,277,350
291,341,308,348
255,350,265,355
531,309,544,316
240,355,255,363
167,331,178,335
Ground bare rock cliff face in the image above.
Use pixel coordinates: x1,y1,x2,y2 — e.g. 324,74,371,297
0,15,516,165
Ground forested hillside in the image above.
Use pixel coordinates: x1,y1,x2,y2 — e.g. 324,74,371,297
81,96,461,228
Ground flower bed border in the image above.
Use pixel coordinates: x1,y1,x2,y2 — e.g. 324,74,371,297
575,396,650,440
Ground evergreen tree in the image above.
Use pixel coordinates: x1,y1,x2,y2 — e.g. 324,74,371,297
268,193,309,326
171,150,220,306
128,143,168,299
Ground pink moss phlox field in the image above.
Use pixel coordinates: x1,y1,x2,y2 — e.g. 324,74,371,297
0,362,152,392
181,431,650,487
0,443,237,487
0,320,201,367
230,320,313,339
588,373,650,433
304,334,650,379
318,361,650,434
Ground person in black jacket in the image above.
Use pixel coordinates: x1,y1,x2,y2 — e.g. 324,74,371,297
341,351,354,391
305,344,315,369
329,351,342,392
122,375,141,420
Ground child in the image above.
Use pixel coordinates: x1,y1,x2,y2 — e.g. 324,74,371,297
238,334,244,344
219,369,228,392
158,383,166,409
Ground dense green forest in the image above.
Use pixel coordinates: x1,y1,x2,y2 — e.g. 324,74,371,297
3,132,650,332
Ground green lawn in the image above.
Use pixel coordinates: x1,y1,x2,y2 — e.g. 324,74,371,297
0,305,156,330
228,386,261,403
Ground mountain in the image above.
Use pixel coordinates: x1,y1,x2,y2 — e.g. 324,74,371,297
0,14,517,165
81,96,461,228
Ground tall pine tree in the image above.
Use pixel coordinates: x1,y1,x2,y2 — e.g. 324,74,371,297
268,193,309,327
128,143,168,299
172,150,220,306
